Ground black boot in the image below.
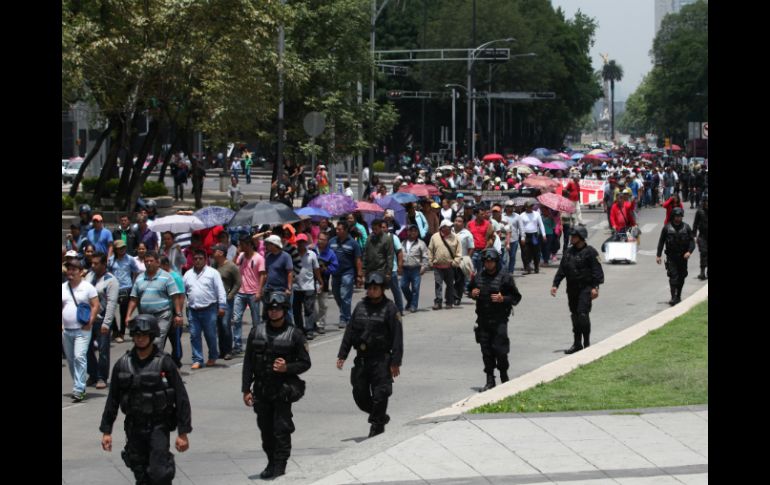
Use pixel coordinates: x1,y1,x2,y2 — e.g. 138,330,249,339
499,370,509,383
481,374,496,391
368,423,385,437
565,314,583,354
259,462,275,480
270,462,287,479
673,284,683,304
697,268,706,280
668,286,677,306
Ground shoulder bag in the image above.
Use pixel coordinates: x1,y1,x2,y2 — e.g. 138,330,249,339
68,283,92,326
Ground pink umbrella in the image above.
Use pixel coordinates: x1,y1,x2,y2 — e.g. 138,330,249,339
537,192,576,213
556,152,571,160
355,201,385,213
520,156,543,166
540,162,568,170
482,153,505,162
522,175,560,190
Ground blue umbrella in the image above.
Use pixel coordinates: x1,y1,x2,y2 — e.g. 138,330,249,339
362,195,407,230
193,206,236,228
570,152,585,160
295,206,332,220
391,192,419,204
530,148,552,159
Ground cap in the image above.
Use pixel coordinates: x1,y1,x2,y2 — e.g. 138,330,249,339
504,200,515,207
431,202,440,209
65,258,83,269
456,193,464,198
295,233,309,243
65,250,79,258
440,219,453,229
264,235,283,249
113,240,127,249
211,244,228,253
92,214,103,222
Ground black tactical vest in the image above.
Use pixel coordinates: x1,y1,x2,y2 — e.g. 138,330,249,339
115,351,175,419
475,269,514,321
350,299,393,354
665,223,692,255
251,324,298,375
562,246,596,286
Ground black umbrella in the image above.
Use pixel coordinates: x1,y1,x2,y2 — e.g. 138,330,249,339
227,201,300,228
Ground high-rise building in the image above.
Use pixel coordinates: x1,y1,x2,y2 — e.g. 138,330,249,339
655,0,698,34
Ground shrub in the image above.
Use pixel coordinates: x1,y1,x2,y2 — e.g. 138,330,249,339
62,195,73,211
81,177,99,192
141,180,169,197
372,160,385,172
74,193,89,205
104,178,121,197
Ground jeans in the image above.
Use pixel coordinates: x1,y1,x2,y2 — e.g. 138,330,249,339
245,166,252,184
150,309,173,353
292,290,317,333
218,299,234,357
317,289,329,328
188,305,219,364
390,271,404,313
508,240,520,274
332,271,355,325
232,293,260,353
63,328,90,394
400,266,422,311
472,252,483,276
562,225,571,254
86,323,111,382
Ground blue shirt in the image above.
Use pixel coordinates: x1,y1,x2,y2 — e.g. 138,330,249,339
391,234,402,272
87,227,113,255
329,235,362,275
108,254,140,290
314,246,339,276
264,251,293,290
130,269,182,313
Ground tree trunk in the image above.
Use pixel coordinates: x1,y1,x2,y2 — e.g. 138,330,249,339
91,119,125,206
125,119,160,213
116,113,141,209
68,120,114,198
610,80,615,142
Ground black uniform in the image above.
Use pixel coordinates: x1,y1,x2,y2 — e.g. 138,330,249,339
242,322,311,472
552,244,605,351
337,296,403,429
468,265,522,386
657,221,696,303
692,205,708,278
100,347,192,485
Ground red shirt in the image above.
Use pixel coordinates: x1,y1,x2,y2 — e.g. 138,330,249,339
610,202,636,231
662,197,683,225
467,219,491,250
565,180,580,202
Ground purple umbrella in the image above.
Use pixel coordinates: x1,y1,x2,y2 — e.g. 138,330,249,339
374,196,407,227
307,193,357,217
520,156,543,166
541,161,569,170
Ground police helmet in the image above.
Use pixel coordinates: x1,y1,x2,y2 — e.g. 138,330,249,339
146,199,157,209
481,248,500,262
278,183,287,193
79,204,92,214
306,178,317,188
671,207,685,218
570,226,588,241
130,314,160,339
267,292,290,310
364,271,386,289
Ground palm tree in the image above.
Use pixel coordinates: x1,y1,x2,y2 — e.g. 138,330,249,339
602,60,624,142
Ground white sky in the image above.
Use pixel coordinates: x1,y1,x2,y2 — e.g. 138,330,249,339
550,0,655,101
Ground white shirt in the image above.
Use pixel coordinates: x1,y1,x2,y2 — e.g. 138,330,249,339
520,211,546,237
62,280,98,330
294,250,320,291
503,211,525,241
183,265,226,309
440,208,454,221
344,187,354,198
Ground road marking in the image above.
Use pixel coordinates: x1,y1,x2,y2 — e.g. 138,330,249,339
641,223,658,234
591,221,608,230
637,250,657,256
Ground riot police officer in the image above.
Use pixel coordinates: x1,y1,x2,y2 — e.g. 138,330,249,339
468,248,522,391
551,227,605,354
656,207,695,305
336,272,403,438
100,314,192,485
693,196,708,280
242,292,311,480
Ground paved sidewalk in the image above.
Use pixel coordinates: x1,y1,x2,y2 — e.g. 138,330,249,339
311,406,708,485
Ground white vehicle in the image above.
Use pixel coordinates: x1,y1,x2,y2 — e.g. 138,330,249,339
62,158,84,183
62,159,69,177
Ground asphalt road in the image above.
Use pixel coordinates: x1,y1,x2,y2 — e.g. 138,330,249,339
61,205,707,483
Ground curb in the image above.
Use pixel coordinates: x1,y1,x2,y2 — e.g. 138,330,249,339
418,283,708,420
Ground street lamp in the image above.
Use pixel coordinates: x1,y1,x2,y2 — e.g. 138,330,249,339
468,38,515,161
445,84,467,163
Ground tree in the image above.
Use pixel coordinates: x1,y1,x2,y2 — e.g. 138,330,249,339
602,60,623,142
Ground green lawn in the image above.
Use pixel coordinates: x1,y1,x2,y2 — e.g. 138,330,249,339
472,300,708,414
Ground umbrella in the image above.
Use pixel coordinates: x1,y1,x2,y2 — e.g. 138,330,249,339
193,206,235,228
556,152,571,160
391,192,419,204
399,184,430,197
374,196,407,227
571,152,585,160
588,149,606,155
356,201,385,213
522,175,560,190
530,148,552,158
537,192,576,213
228,201,300,228
437,165,457,172
295,206,332,220
640,153,655,159
511,164,534,175
592,166,609,172
512,196,538,207
520,156,543,166
307,193,357,217
582,154,603,163
541,162,569,170
148,214,206,233
671,144,682,151
482,153,505,162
